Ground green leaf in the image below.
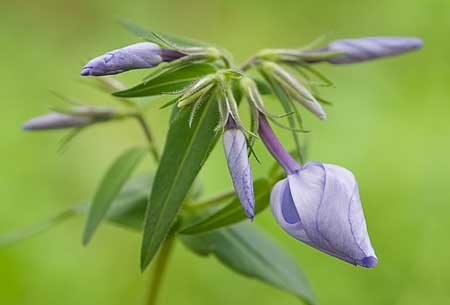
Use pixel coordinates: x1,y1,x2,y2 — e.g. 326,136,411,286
180,179,271,234
181,223,316,304
120,20,207,48
83,147,147,245
104,175,154,230
141,95,221,270
113,64,216,98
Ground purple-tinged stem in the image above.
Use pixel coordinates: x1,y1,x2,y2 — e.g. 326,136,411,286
160,49,186,62
258,114,301,174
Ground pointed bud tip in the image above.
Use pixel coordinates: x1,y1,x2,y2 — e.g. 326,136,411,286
80,67,91,76
246,209,255,221
407,37,424,49
360,256,378,268
22,122,33,130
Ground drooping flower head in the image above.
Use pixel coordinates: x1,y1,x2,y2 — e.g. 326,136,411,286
81,42,186,76
258,114,377,267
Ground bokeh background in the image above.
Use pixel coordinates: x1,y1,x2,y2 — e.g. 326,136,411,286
1,0,449,304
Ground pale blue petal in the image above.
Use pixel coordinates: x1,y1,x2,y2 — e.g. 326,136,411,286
273,162,377,267
223,128,255,219
270,178,311,243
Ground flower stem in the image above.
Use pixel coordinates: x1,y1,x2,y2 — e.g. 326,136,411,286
135,114,160,163
145,234,176,305
258,114,302,174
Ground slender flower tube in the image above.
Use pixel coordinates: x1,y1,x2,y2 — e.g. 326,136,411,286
81,42,186,76
222,118,255,220
321,37,423,64
259,115,377,267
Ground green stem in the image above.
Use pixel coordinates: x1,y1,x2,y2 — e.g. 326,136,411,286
145,234,176,305
0,207,79,247
135,114,161,163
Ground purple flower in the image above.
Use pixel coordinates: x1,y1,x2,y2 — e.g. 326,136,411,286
258,114,377,267
222,119,255,220
81,42,185,76
323,37,423,64
271,162,377,268
22,113,93,130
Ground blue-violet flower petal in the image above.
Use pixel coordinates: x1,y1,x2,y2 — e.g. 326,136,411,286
223,127,255,219
270,162,377,267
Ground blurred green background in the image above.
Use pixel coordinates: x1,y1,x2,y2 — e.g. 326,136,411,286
1,0,449,304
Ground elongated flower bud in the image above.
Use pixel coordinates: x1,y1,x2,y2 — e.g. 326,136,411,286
263,62,326,120
22,113,93,130
81,42,185,76
23,107,115,131
258,115,377,267
222,119,255,219
323,37,423,64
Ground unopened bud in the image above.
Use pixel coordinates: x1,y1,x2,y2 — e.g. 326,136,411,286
323,36,423,64
23,107,116,131
262,62,326,120
81,42,186,76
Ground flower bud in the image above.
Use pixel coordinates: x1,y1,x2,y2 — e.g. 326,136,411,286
270,162,377,268
177,74,217,107
81,42,185,76
258,115,377,267
240,77,265,113
262,62,326,120
323,37,423,64
223,119,255,220
22,107,116,131
22,113,93,130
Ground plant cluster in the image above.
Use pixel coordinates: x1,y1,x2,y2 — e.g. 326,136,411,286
4,22,422,304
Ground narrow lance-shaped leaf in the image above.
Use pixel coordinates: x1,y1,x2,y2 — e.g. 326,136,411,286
119,20,208,49
104,175,154,230
83,147,147,245
181,223,316,305
113,63,217,98
180,178,271,234
141,95,221,270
